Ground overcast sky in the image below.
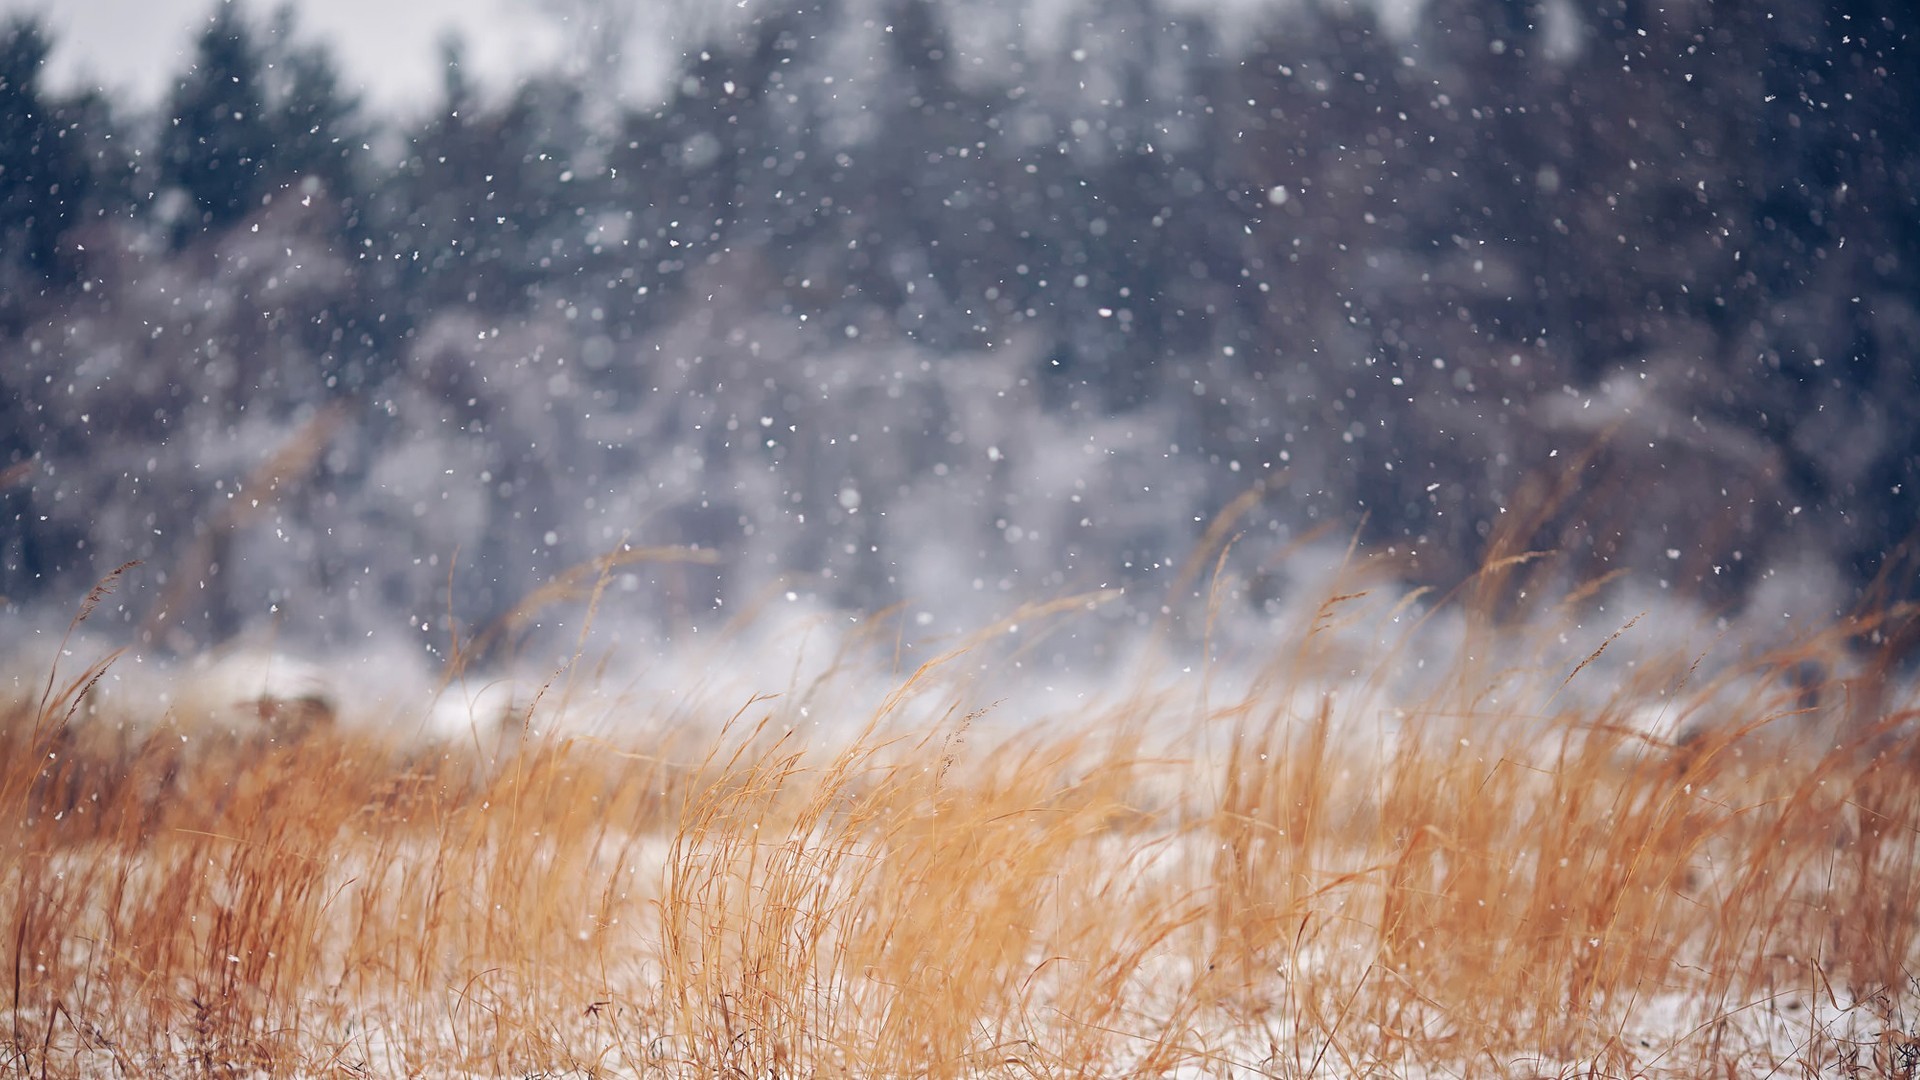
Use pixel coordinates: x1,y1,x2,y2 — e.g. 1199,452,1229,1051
4,0,1432,120
1,0,596,116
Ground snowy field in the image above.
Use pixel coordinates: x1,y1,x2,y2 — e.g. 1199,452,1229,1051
6,556,1917,1077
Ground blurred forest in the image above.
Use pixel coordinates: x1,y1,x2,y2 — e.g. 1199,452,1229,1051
2,0,1916,655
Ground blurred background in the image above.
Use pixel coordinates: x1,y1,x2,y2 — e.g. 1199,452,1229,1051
1,0,1915,669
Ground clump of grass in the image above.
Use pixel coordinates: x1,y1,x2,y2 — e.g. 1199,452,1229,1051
3,555,1917,1077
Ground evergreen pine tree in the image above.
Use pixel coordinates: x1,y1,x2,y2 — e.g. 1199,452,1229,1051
266,5,364,206
160,2,278,239
0,16,90,282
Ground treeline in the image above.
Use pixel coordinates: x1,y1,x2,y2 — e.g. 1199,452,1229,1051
2,0,1917,649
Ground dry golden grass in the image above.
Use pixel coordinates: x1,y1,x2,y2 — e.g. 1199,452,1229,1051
4,559,1919,1078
